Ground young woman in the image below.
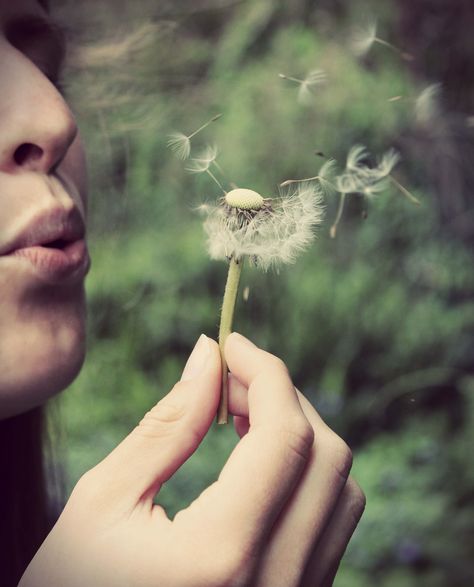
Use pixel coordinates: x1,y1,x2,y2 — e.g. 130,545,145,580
0,1,365,586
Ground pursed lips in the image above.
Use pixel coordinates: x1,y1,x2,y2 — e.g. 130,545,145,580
0,206,85,256
0,206,90,284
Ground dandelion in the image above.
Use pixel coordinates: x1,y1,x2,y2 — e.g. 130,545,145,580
200,185,324,422
351,19,413,61
167,113,222,160
279,69,327,104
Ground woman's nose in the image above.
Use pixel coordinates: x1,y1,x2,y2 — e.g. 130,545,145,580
0,48,78,174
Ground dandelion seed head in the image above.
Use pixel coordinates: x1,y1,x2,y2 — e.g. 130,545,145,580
225,188,265,211
202,184,324,271
351,20,377,57
167,132,191,160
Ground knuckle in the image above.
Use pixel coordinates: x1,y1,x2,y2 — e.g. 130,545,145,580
136,390,187,439
326,433,353,481
346,477,366,523
262,353,289,376
281,415,315,462
69,468,103,506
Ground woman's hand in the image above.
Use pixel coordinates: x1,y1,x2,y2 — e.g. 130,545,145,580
19,333,365,587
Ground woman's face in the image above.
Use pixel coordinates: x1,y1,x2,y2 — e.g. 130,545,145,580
0,0,89,418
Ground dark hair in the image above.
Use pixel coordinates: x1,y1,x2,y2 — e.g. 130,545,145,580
0,407,61,587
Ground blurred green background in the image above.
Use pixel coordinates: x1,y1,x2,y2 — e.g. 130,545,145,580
51,0,474,585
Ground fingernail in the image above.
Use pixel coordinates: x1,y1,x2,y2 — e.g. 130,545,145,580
231,332,256,347
181,335,211,381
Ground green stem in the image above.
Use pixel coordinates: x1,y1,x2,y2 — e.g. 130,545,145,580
217,257,243,424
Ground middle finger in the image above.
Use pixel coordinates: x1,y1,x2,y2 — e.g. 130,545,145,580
229,375,353,587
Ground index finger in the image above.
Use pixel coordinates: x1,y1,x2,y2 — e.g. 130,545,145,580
189,333,314,550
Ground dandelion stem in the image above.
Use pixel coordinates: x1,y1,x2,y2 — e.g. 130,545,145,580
217,257,243,424
389,175,420,206
330,192,346,238
188,113,222,140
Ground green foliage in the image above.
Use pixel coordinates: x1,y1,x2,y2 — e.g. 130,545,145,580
57,0,474,584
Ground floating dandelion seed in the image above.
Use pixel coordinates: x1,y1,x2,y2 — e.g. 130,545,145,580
186,144,218,174
415,83,442,127
351,19,413,61
280,145,417,238
281,158,338,197
167,132,192,160
279,69,327,104
200,186,324,422
332,145,418,235
346,144,370,172
376,148,401,179
185,144,225,193
351,20,377,57
167,114,222,160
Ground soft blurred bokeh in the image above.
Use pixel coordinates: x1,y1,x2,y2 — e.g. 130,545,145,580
50,0,474,585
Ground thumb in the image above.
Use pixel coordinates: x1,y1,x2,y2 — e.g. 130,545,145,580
89,334,221,507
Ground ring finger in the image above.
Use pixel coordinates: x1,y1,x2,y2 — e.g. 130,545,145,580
229,374,361,587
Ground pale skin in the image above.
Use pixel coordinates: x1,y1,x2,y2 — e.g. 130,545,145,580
1,1,365,585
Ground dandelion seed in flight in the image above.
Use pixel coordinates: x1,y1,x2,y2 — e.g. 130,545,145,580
415,83,442,127
351,19,413,61
167,114,222,160
280,144,417,238
279,69,327,105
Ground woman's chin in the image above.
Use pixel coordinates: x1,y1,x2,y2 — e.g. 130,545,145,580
0,310,87,420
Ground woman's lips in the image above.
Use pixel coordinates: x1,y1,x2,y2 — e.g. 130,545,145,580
8,238,90,284
1,206,90,285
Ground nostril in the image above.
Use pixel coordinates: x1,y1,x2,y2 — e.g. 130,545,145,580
14,143,43,166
